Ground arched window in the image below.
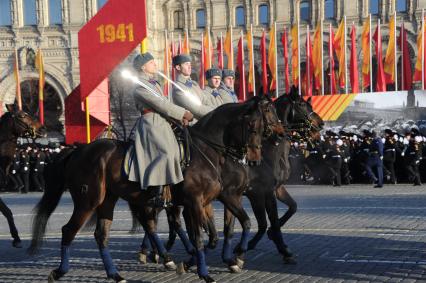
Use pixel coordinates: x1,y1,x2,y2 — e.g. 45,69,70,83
23,0,37,26
259,4,269,25
174,10,184,30
98,0,108,11
300,0,310,22
324,0,335,19
235,6,245,27
370,0,380,15
196,9,206,29
49,0,62,25
396,0,407,13
0,0,12,26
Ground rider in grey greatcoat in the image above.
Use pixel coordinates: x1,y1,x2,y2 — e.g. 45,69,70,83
171,55,215,121
204,68,235,107
218,69,239,103
128,52,194,207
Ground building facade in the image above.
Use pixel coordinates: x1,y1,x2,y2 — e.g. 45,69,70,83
0,0,425,133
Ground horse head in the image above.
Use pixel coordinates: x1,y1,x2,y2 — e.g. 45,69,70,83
256,95,285,139
4,104,47,139
274,86,324,140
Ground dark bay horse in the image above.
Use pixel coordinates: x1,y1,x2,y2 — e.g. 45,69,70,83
29,96,279,283
0,105,45,247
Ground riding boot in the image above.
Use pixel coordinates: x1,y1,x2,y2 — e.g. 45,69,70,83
148,186,165,208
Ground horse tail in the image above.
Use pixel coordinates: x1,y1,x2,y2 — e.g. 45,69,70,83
28,148,75,255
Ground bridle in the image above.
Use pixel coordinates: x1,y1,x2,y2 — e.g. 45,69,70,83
11,112,38,139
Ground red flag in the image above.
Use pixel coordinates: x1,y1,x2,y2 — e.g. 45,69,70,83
217,36,224,69
281,29,290,93
177,35,183,55
305,31,313,96
260,30,268,95
398,23,413,90
373,24,386,91
199,36,205,89
349,25,359,93
329,26,337,95
237,36,246,101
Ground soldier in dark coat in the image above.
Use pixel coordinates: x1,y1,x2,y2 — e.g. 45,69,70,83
404,129,423,186
19,148,30,193
30,148,45,192
364,130,384,188
383,129,398,184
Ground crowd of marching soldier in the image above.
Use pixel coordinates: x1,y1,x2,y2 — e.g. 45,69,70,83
1,143,65,193
287,127,425,187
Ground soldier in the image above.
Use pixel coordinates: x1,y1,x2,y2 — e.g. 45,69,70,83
218,69,239,103
171,54,215,121
128,52,194,207
403,129,423,186
204,67,235,107
19,147,31,194
324,135,343,187
339,133,353,185
8,149,23,192
0,197,22,248
383,129,397,184
30,148,46,192
364,130,384,188
305,138,325,184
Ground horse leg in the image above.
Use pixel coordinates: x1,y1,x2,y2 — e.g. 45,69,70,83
204,204,218,250
220,195,251,272
140,204,176,270
48,207,94,282
93,194,127,282
275,184,297,227
265,192,296,264
222,207,240,272
246,193,267,251
181,198,215,283
166,205,195,254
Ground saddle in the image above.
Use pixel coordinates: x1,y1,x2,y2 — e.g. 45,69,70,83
122,127,191,178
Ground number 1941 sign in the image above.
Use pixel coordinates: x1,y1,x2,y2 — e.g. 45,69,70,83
78,0,147,101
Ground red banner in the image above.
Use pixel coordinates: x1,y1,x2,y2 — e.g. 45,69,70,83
78,0,147,100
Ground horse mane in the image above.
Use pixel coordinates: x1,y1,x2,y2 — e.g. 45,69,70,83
190,96,262,145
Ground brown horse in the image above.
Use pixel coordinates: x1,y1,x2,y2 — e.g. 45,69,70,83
29,96,279,283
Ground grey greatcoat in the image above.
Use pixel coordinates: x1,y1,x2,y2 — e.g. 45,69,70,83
205,85,235,107
218,82,239,103
172,74,215,120
128,72,187,189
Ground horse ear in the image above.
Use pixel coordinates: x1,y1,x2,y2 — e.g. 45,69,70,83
5,104,15,113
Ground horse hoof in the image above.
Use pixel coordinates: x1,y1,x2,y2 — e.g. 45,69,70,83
176,262,186,275
228,264,242,273
48,269,65,283
164,260,177,271
283,256,297,265
108,273,127,283
199,275,216,283
149,252,160,264
138,252,147,264
236,258,245,269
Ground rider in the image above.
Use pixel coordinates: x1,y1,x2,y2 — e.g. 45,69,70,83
127,52,194,207
171,54,215,121
218,69,239,103
204,68,234,106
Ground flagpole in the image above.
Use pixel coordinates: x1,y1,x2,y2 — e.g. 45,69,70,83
344,16,348,94
186,28,190,54
330,23,332,94
165,30,170,101
298,18,301,95
321,19,324,95
14,48,22,111
241,30,246,101
207,26,211,68
230,25,234,70
220,31,224,68
401,21,404,90
307,24,310,95
369,14,373,93
251,24,256,96
275,21,279,98
394,11,398,91
422,9,425,90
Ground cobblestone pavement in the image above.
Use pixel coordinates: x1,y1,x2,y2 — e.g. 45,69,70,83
1,185,426,282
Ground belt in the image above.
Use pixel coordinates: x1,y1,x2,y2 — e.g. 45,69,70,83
370,151,379,154
332,155,341,158
385,149,395,152
142,109,153,115
310,151,318,154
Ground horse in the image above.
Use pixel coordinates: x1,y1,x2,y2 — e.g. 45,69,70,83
137,88,323,271
0,105,46,247
28,95,281,283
